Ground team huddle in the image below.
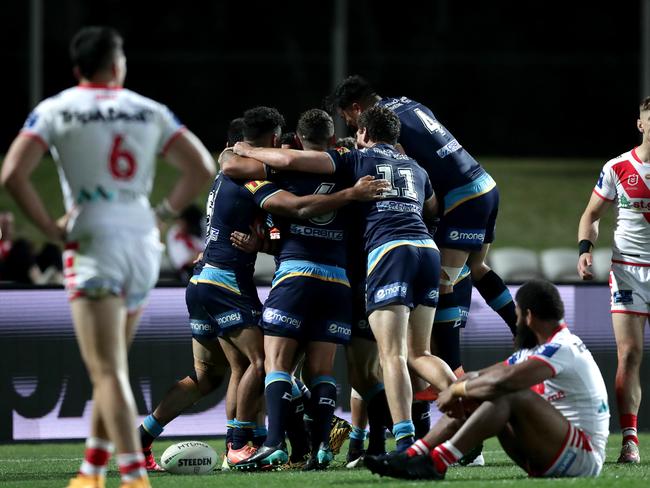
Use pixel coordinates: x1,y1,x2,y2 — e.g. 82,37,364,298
2,26,649,488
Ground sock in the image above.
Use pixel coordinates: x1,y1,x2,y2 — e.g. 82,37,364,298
117,452,147,483
406,438,431,458
473,270,517,334
225,419,235,449
295,377,312,401
392,420,415,452
349,426,368,452
232,419,256,450
139,414,164,451
253,425,267,447
621,413,639,445
411,401,432,439
264,371,293,447
431,441,463,473
431,321,462,371
365,384,391,455
286,382,310,459
80,437,114,476
309,376,337,451
434,292,461,327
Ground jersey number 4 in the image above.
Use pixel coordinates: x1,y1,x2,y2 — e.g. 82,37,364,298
109,135,137,180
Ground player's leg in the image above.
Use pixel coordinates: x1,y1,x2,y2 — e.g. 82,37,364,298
612,312,647,462
347,389,368,465
369,305,414,450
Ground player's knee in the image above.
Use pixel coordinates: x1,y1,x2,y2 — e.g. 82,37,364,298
193,359,225,394
617,344,643,368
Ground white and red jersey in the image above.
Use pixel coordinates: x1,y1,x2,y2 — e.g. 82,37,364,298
506,326,610,460
20,82,185,238
593,147,650,264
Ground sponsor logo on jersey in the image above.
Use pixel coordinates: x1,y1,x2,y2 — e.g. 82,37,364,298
374,282,408,303
327,321,352,338
446,228,486,245
215,310,244,328
436,139,462,158
371,146,410,160
613,290,633,304
376,200,421,214
244,180,271,194
208,227,220,242
263,307,302,328
618,197,650,210
536,343,560,358
597,170,605,188
507,350,526,365
24,111,39,128
289,224,344,241
60,108,154,124
628,174,639,186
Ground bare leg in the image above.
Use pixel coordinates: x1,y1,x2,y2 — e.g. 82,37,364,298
613,313,646,419
438,248,468,294
466,243,491,282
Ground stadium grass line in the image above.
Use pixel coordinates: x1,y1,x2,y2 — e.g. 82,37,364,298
0,435,648,487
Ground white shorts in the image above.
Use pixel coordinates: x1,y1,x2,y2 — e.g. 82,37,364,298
537,423,603,478
610,261,650,316
63,230,163,311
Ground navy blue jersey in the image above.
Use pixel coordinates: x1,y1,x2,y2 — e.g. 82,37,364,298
377,97,486,200
202,174,281,270
328,144,433,253
271,171,352,267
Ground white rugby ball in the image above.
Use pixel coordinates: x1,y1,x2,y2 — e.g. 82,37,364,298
160,441,218,475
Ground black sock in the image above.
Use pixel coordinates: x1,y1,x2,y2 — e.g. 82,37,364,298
411,401,431,439
431,321,462,371
264,372,294,447
286,384,310,460
309,377,337,451
139,414,164,451
474,270,517,334
434,292,461,326
366,386,391,455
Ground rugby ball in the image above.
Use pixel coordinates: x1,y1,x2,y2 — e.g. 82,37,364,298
160,441,218,475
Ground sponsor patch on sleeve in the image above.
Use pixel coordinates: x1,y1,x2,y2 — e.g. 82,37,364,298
244,180,271,194
596,170,604,189
536,343,561,358
335,146,350,155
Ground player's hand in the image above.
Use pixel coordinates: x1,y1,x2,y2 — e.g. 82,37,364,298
352,175,391,201
577,252,594,280
230,226,261,253
193,252,203,265
436,387,465,419
232,141,253,157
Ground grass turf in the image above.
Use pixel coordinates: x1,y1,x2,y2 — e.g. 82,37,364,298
0,156,615,252
0,435,648,487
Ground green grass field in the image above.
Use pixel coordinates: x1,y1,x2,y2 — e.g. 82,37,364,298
0,156,615,252
0,435,647,487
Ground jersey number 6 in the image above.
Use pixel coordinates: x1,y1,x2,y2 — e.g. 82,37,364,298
109,135,137,180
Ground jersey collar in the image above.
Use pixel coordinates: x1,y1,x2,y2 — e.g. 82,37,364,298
631,147,650,165
78,82,123,90
546,323,567,343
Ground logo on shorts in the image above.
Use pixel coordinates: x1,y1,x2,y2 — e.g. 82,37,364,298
190,320,215,336
446,228,485,245
327,322,352,338
357,319,370,330
426,288,440,302
374,282,408,303
263,307,302,328
215,310,243,328
613,290,633,304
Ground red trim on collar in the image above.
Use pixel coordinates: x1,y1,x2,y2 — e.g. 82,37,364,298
546,323,567,342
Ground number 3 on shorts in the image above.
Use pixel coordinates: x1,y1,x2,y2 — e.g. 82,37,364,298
109,135,137,180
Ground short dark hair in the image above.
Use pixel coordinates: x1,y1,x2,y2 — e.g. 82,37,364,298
330,75,377,110
227,117,245,146
336,136,357,150
515,279,565,322
640,97,650,112
297,109,334,146
242,106,285,141
70,27,123,79
358,106,401,145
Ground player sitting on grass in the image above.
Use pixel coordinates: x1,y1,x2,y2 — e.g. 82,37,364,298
365,279,610,480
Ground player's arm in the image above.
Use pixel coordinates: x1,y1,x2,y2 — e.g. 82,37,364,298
577,192,613,280
0,134,64,241
160,131,216,217
219,148,267,180
437,358,552,411
261,176,389,220
233,141,335,174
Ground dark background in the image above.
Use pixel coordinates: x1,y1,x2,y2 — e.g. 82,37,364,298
0,1,644,156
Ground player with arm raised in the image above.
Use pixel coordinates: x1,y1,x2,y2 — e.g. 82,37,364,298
233,106,456,453
1,27,215,488
367,280,609,480
577,96,650,464
329,76,515,383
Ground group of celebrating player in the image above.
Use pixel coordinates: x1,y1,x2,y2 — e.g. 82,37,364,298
1,25,648,488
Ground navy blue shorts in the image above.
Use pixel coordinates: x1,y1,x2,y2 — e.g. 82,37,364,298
262,260,352,344
366,239,440,314
186,274,218,339
193,265,262,339
437,185,499,251
454,269,473,328
350,278,375,341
